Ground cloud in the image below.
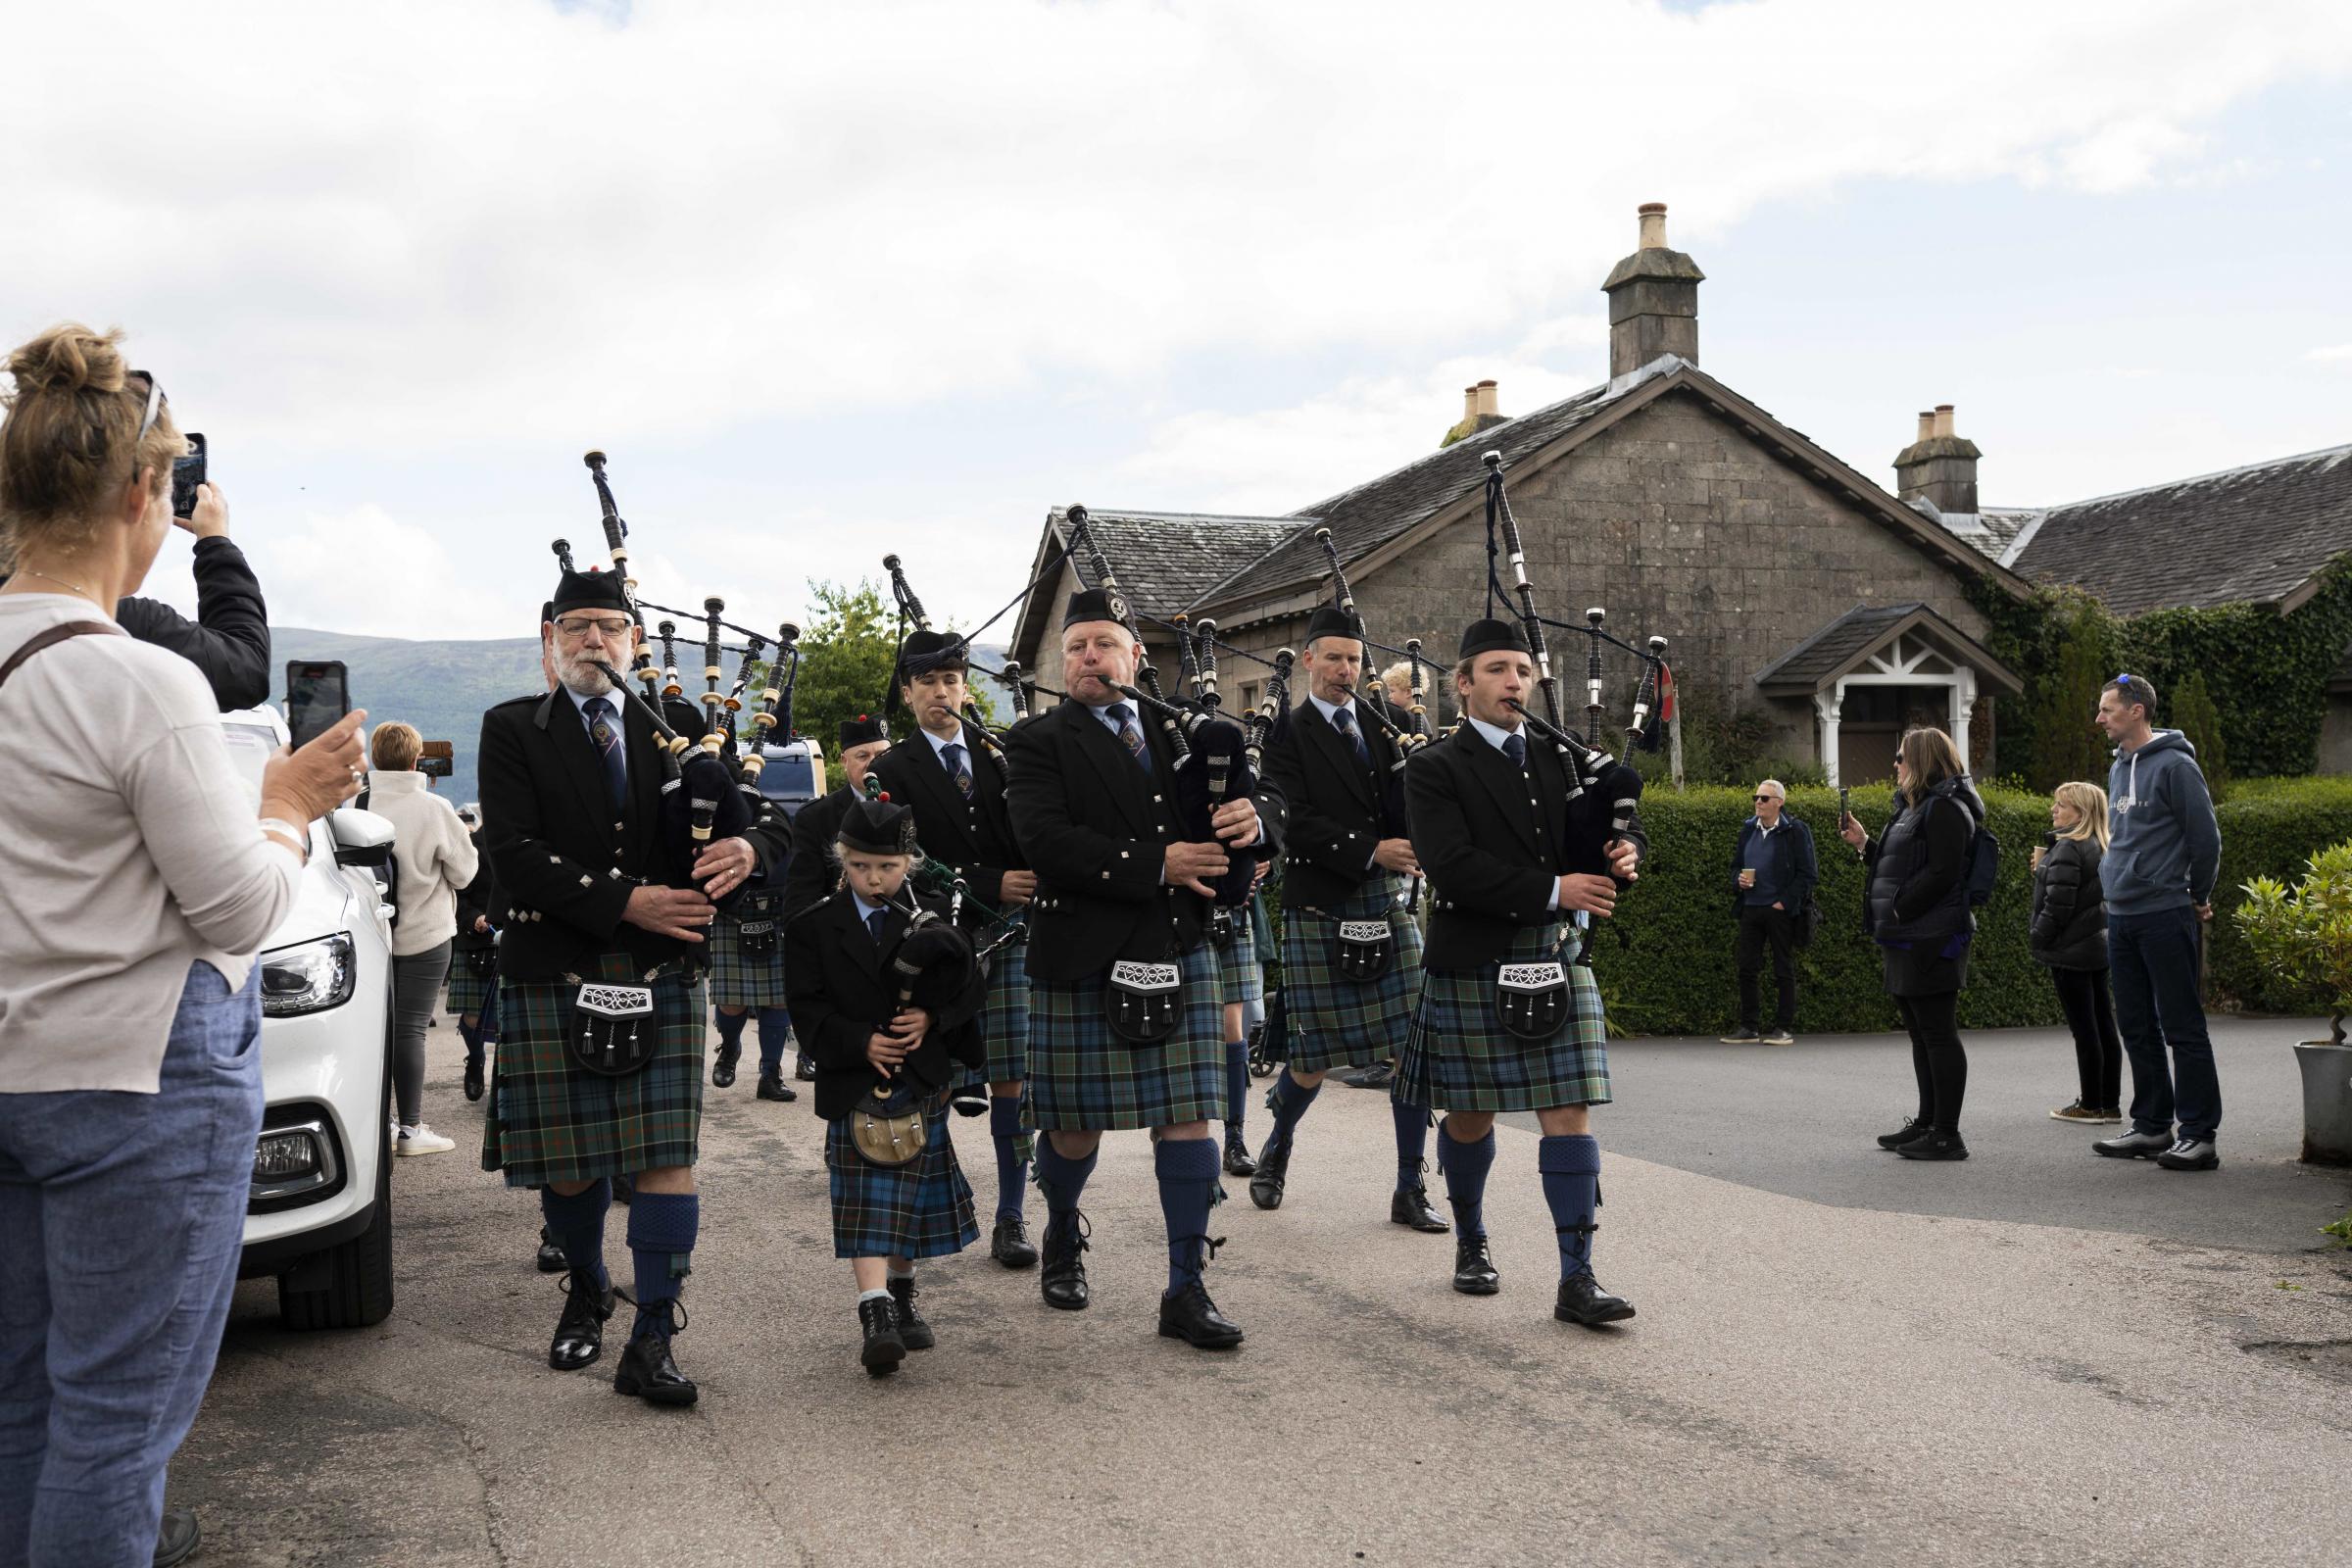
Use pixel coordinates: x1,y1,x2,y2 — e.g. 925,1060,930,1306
2308,344,2352,363
239,505,511,638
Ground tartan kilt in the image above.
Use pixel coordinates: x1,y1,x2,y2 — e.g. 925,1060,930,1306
1026,941,1224,1131
977,938,1030,1084
1216,917,1263,1005
1396,921,1611,1113
706,909,790,1010
481,956,708,1188
1281,875,1423,1074
825,1094,979,1260
443,950,495,1016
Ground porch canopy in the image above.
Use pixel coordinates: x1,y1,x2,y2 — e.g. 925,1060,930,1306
1754,603,2023,787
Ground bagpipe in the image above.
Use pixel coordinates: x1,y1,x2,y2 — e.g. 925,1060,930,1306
853,770,1026,970
1313,526,1429,915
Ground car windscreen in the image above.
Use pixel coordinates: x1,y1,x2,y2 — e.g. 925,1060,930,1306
220,722,276,807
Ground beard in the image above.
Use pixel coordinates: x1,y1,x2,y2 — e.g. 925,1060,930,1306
554,647,617,697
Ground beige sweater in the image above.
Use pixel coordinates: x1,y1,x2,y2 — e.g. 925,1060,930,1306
364,770,477,956
0,595,301,1094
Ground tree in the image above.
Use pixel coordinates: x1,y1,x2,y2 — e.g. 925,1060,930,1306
2027,599,2114,790
789,578,999,757
2170,668,2231,804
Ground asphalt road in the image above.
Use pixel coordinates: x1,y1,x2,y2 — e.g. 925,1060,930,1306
168,1014,2352,1567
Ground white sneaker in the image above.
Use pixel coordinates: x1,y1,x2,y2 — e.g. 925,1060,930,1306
397,1123,456,1156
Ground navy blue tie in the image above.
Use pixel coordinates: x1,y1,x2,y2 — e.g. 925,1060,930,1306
866,907,888,945
583,697,625,809
1333,706,1370,767
1106,704,1152,773
943,741,974,800
1502,731,1527,771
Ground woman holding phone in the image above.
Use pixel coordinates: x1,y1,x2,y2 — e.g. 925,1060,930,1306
0,323,367,1567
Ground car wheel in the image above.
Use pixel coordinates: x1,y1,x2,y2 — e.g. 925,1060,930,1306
279,1014,397,1330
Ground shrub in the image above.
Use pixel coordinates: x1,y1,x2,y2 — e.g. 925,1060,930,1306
2232,841,2352,1043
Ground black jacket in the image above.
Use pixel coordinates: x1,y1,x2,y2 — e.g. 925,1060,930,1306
784,783,858,919
1261,692,1411,911
871,718,1027,913
454,826,500,951
477,687,787,981
1863,779,1984,945
2031,833,2109,971
1405,721,1647,970
1728,815,1818,914
783,888,985,1121
114,536,270,711
1004,697,1287,982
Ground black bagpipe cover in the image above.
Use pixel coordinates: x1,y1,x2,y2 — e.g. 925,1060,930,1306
1175,711,1258,906
882,916,984,1018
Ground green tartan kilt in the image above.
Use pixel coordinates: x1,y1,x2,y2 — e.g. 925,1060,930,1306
825,1092,980,1260
1026,942,1224,1132
443,949,496,1015
1281,875,1424,1073
1396,921,1611,1113
706,908,790,1010
1216,918,1263,1005
977,939,1030,1084
481,956,708,1188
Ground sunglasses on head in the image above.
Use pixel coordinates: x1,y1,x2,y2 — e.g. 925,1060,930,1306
133,372,165,441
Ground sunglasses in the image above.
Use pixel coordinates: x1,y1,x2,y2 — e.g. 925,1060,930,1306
1753,794,1779,802
133,372,165,441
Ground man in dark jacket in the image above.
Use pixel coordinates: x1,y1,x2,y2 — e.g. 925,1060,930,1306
1721,779,1817,1047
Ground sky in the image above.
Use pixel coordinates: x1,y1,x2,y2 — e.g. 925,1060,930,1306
5,0,2348,642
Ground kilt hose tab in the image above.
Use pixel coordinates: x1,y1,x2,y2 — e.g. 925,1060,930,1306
1280,874,1423,1074
1026,941,1226,1132
483,954,709,1188
706,907,791,1010
1396,920,1611,1114
825,1095,981,1260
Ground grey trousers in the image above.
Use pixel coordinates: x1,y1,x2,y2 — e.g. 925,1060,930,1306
390,940,454,1127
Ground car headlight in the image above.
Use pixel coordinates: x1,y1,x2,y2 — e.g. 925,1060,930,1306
261,933,356,1017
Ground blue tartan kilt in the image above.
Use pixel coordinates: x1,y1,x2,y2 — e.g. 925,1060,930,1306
825,1092,980,1260
481,956,708,1188
977,938,1030,1084
1281,875,1424,1073
706,908,790,1010
444,950,496,1016
1396,921,1611,1113
1026,942,1225,1132
1216,918,1263,1005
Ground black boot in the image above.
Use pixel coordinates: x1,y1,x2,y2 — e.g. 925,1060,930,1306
1554,1271,1637,1327
536,1224,567,1274
549,1269,614,1370
1390,1182,1449,1233
991,1213,1038,1269
796,1051,818,1082
858,1295,906,1375
1157,1237,1243,1349
710,1041,741,1089
1039,1210,1091,1311
1248,1136,1291,1210
153,1505,201,1568
463,1053,485,1102
887,1273,935,1350
1222,1125,1257,1178
756,1071,797,1102
612,1298,698,1406
1452,1234,1500,1296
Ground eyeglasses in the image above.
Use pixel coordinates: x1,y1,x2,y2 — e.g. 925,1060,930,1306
133,372,165,441
1753,794,1779,802
555,616,633,639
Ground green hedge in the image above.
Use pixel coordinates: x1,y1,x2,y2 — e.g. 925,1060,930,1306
1590,776,2352,1037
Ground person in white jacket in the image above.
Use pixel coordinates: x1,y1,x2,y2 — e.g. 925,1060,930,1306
367,721,478,1154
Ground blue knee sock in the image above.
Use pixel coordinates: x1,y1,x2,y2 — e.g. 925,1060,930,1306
1539,1134,1602,1280
625,1191,699,1338
1436,1121,1496,1238
1393,1100,1434,1193
540,1180,611,1289
1264,1071,1320,1152
990,1094,1028,1220
755,1007,792,1077
1032,1138,1098,1246
457,1015,484,1065
1225,1040,1250,1130
1154,1136,1222,1296
713,1007,748,1056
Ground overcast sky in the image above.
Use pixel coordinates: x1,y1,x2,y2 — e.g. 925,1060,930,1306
6,0,2348,641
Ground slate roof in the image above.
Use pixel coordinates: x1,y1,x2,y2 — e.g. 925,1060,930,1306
1909,497,2039,558
1047,509,1303,617
1752,602,2022,696
2004,443,2352,614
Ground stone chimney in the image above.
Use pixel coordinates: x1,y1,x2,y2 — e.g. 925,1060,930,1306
1601,202,1704,377
1893,403,1982,514
1442,379,1509,448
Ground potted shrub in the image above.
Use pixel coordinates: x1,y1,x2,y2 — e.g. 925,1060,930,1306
2234,842,2352,1165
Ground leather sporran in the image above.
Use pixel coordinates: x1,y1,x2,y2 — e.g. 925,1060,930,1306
1106,958,1183,1045
850,1087,929,1167
1494,960,1570,1043
1335,917,1395,982
563,982,660,1077
464,945,497,980
734,888,782,958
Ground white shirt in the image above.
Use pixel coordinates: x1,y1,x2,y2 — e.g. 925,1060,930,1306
1307,691,1356,727
920,722,968,775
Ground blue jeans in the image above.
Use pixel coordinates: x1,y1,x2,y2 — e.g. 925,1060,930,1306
0,962,264,1568
2108,906,2223,1142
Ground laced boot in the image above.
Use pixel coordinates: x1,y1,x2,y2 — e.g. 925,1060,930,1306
612,1296,698,1406
1157,1236,1243,1349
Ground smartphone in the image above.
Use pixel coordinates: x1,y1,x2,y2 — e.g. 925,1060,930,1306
285,661,349,750
172,433,208,520
1838,786,1851,821
418,740,455,780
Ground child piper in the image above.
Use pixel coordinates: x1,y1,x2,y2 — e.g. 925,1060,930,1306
783,794,986,1376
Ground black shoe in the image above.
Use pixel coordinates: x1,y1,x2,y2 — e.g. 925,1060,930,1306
1248,1137,1291,1210
611,1172,633,1206
2155,1137,2220,1171
549,1270,614,1370
1895,1129,1969,1160
2094,1127,2175,1160
795,1052,818,1082
536,1224,567,1274
1335,1060,1395,1090
612,1298,698,1406
1039,1211,1091,1311
1222,1126,1257,1178
1391,1183,1450,1234
888,1274,935,1350
710,1042,740,1089
1452,1234,1500,1296
1158,1278,1244,1349
463,1055,485,1102
153,1505,201,1568
1877,1115,1932,1151
1719,1027,1762,1045
1554,1271,1636,1327
756,1072,797,1102
991,1213,1038,1269
858,1296,906,1375
950,1081,989,1118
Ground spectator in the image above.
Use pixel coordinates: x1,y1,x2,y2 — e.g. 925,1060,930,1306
2031,782,2123,1125
449,803,500,1103
1840,727,1984,1161
365,719,478,1156
2089,674,2224,1172
1721,777,1816,1047
0,322,367,1568
1380,660,1414,711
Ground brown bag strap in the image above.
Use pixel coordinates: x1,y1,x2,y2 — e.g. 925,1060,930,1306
0,619,123,690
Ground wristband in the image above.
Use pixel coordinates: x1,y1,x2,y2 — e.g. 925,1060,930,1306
259,817,310,860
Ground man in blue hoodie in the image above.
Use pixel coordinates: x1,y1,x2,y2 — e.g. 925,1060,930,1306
2089,674,2224,1171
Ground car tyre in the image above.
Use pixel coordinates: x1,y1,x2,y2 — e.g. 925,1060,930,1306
279,1022,397,1330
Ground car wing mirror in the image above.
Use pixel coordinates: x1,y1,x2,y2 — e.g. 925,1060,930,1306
328,807,396,870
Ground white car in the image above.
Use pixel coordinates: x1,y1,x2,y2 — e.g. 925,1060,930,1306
216,709,400,1329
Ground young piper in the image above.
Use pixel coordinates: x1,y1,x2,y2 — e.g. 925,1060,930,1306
784,794,986,1377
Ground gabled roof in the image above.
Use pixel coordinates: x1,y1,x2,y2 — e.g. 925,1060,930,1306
1753,601,2023,698
1907,497,2039,557
1007,509,1301,666
2004,442,2352,615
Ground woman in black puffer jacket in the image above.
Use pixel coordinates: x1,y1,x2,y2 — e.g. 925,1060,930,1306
2031,781,2122,1126
1839,726,1984,1161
